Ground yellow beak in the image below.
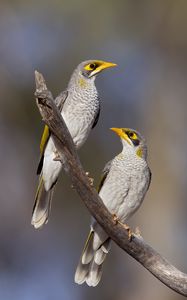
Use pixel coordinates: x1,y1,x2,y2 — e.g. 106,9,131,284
90,61,117,76
98,61,117,71
110,127,131,145
110,127,123,137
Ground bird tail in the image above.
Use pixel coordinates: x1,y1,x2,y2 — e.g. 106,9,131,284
74,227,111,287
31,177,55,229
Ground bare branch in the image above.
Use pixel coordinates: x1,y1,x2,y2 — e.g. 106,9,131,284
34,71,187,297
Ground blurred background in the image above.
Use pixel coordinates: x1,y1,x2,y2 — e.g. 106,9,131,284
0,0,187,299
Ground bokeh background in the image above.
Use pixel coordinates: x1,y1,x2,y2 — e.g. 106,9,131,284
1,0,187,299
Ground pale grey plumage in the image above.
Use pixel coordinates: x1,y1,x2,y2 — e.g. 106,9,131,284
75,128,151,286
32,60,116,229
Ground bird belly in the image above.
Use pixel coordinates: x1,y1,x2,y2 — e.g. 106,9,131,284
117,192,143,223
62,111,93,149
99,171,148,223
100,186,129,220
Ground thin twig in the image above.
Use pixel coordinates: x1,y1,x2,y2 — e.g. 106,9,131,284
34,71,187,297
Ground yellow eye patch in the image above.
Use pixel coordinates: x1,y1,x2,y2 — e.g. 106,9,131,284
84,63,98,71
128,131,137,140
123,129,138,140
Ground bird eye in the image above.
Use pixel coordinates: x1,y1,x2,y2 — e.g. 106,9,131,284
89,63,96,69
128,131,140,146
128,131,135,139
84,62,98,71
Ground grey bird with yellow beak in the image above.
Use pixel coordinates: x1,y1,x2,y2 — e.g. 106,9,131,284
32,60,117,229
75,127,151,287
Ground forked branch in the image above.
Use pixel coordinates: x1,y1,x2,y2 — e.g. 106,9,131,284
34,71,187,297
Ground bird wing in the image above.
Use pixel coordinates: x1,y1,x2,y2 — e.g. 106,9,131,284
54,90,69,111
36,90,68,175
92,103,100,129
147,167,152,190
97,159,113,193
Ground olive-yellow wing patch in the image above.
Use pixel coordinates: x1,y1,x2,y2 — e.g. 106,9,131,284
37,125,51,175
40,125,50,154
36,90,68,175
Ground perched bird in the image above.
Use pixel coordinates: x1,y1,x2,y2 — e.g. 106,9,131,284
74,127,151,287
31,60,117,229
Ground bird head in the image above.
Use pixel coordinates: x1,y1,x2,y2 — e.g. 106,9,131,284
110,127,147,159
68,60,117,89
81,60,117,78
68,60,117,88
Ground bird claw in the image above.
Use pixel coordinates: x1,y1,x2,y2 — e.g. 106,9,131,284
112,214,133,241
112,214,118,225
85,172,94,186
134,226,143,240
134,226,141,236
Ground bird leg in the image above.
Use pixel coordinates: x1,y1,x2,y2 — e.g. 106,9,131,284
112,214,133,241
85,172,94,186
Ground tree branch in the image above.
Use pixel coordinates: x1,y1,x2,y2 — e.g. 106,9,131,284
34,70,187,297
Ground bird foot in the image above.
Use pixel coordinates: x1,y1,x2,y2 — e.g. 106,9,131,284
134,226,143,240
112,214,133,241
134,226,141,236
112,214,119,225
85,172,94,186
53,150,62,162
